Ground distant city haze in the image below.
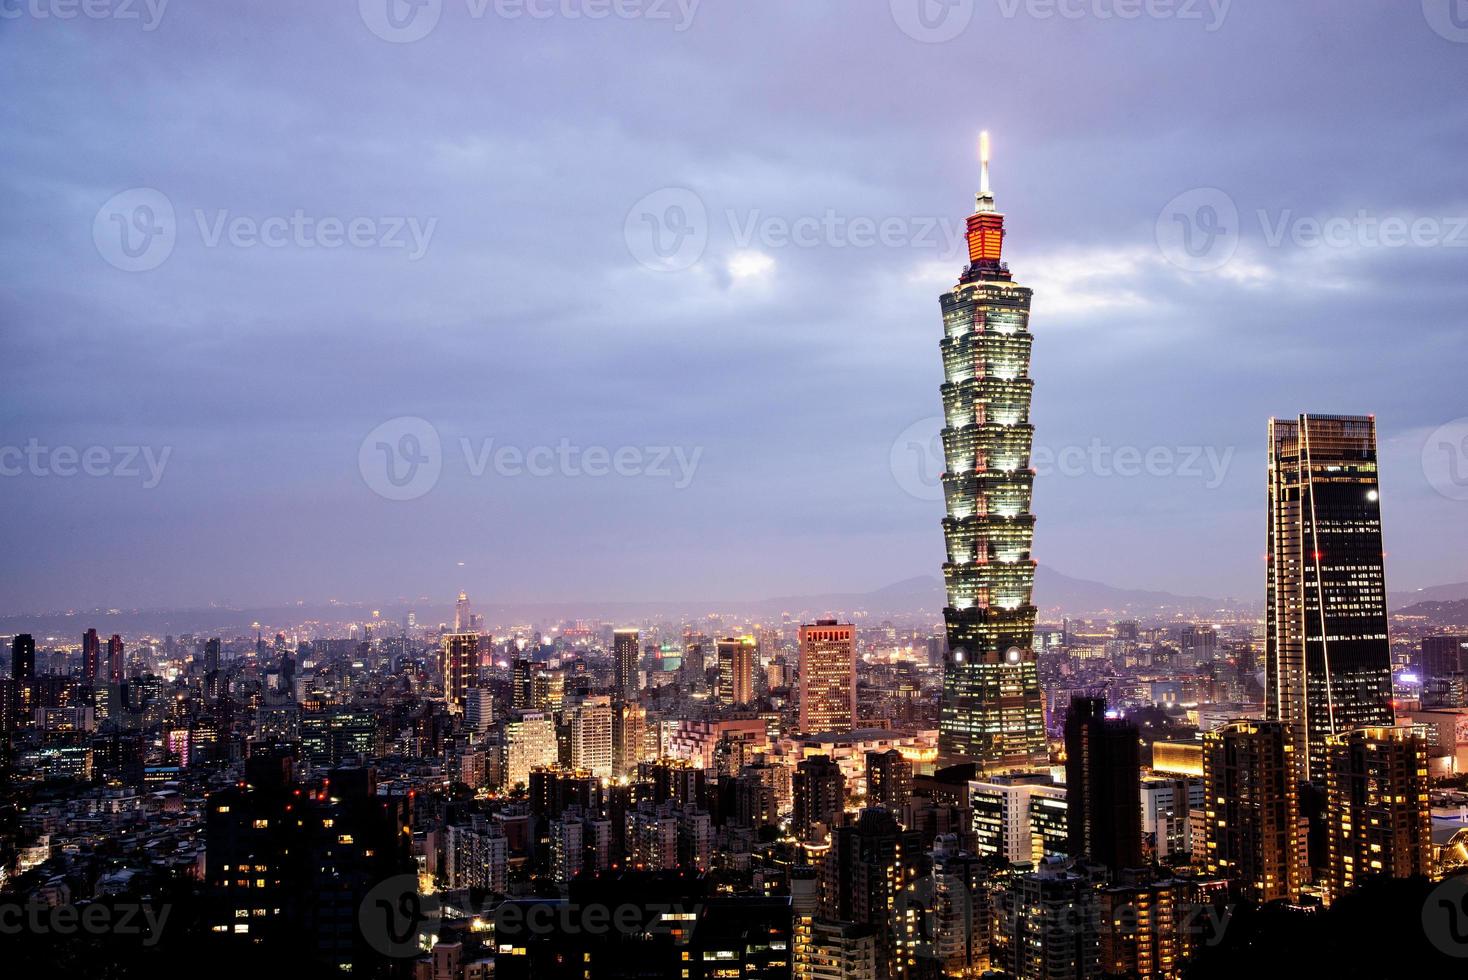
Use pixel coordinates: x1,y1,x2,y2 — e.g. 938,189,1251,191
2,5,1466,611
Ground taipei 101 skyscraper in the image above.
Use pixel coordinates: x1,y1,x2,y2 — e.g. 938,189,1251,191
935,134,1048,770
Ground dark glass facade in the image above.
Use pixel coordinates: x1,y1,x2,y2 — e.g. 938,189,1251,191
1266,414,1395,782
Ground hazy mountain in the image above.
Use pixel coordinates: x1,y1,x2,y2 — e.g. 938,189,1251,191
0,566,1259,638
1390,582,1468,609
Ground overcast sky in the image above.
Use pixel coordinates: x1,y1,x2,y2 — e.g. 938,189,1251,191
2,1,1465,612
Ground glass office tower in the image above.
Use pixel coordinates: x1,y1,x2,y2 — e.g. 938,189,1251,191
1266,413,1395,782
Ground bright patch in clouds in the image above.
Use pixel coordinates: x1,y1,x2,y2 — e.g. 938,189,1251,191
728,250,775,280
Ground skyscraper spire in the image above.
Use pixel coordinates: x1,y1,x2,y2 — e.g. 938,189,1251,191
937,134,1047,771
977,130,993,208
966,130,1006,270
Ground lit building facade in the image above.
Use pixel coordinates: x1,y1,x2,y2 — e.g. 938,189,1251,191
570,695,614,779
441,631,479,713
1324,726,1432,903
1266,414,1395,782
935,135,1047,770
718,636,757,709
798,620,856,734
1202,719,1305,903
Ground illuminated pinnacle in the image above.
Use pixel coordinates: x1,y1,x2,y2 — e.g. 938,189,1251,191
976,130,996,213
980,130,991,195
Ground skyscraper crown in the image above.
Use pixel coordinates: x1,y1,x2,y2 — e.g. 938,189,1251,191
966,131,1006,269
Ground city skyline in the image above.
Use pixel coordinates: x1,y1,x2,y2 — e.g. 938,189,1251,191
3,6,1468,612
2,10,1467,976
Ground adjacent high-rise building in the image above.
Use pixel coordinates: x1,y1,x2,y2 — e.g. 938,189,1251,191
1324,726,1432,903
1422,635,1468,682
107,633,124,685
993,858,1100,980
795,919,878,980
205,753,414,973
717,636,756,709
865,748,913,809
203,637,222,701
504,712,559,790
10,633,35,725
792,754,846,841
613,628,640,699
441,631,479,712
1064,696,1142,871
798,620,855,734
1202,719,1305,903
570,695,614,779
82,627,101,682
465,687,494,734
934,135,1047,771
454,589,473,631
1266,414,1395,782
821,808,926,979
681,631,708,693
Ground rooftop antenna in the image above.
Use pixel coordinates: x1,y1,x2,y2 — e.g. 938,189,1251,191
976,130,996,212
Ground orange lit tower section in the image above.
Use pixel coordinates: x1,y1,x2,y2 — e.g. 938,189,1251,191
936,134,1048,771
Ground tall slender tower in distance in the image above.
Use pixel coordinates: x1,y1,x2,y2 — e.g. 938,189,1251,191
1266,414,1395,782
936,134,1048,771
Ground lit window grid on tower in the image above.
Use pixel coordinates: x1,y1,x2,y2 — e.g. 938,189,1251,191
1266,414,1395,783
799,623,856,734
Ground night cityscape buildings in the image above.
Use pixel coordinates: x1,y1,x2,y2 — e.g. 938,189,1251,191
0,136,1462,980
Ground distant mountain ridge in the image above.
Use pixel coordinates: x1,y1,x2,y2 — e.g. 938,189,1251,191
0,566,1261,636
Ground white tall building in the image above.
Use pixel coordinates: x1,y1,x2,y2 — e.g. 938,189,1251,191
969,772,1068,865
571,695,614,779
505,713,558,790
